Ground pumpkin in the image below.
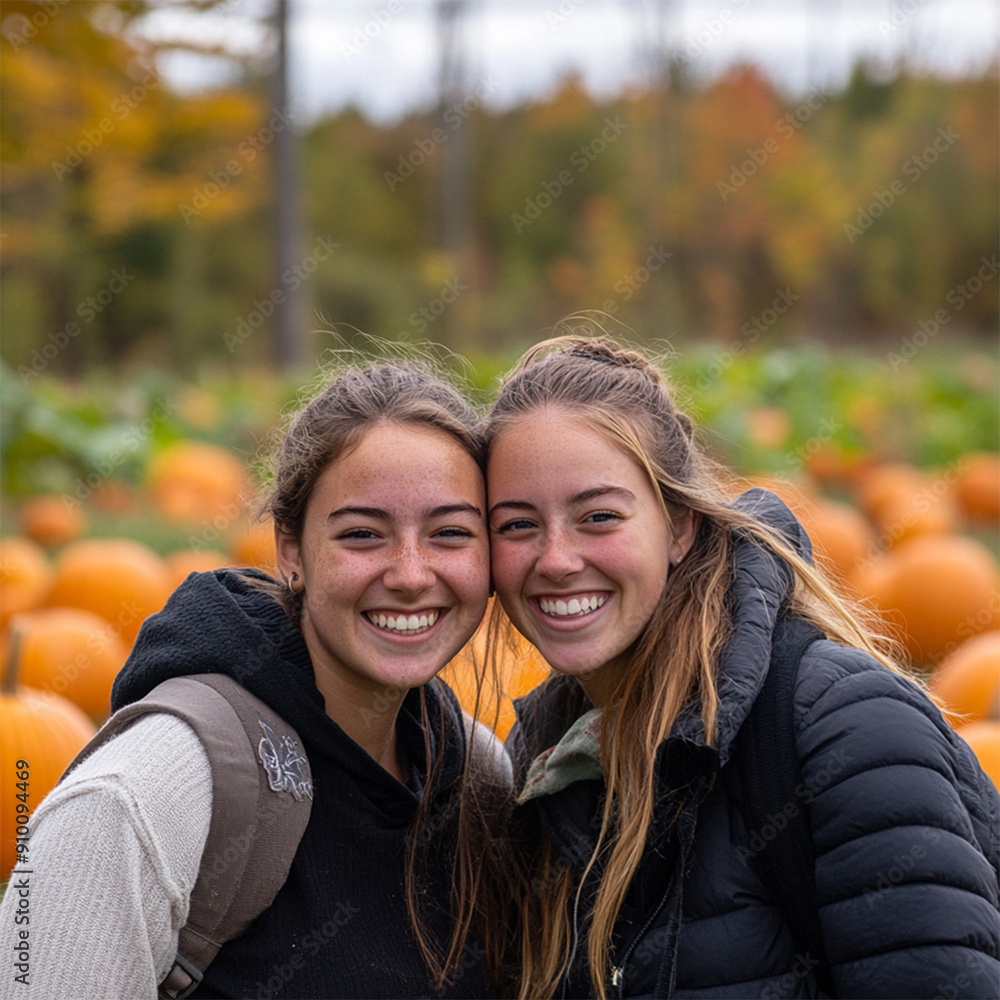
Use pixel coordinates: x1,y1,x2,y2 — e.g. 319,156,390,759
0,537,52,629
1,607,129,722
44,538,171,646
868,535,1000,666
954,720,1000,791
870,476,960,547
0,626,97,881
230,520,277,575
165,549,232,589
745,408,791,450
929,630,1000,728
440,602,550,742
90,480,135,515
147,441,249,525
856,463,926,523
799,499,873,585
19,495,86,549
953,452,1000,524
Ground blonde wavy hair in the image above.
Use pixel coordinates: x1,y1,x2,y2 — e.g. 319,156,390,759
485,332,911,1000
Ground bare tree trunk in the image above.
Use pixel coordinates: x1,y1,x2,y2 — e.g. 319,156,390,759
436,0,469,345
273,0,303,369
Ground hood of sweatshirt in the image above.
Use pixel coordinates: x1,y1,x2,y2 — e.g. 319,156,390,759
113,568,467,817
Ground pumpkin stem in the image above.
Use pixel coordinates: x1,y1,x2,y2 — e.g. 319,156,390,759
2,622,24,695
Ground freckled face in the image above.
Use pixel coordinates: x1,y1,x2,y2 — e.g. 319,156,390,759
488,409,694,703
277,423,489,701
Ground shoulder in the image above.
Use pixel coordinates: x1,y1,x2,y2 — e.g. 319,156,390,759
790,637,999,866
53,713,213,856
792,638,978,778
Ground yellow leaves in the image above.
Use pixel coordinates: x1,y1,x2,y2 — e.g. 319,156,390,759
527,73,595,133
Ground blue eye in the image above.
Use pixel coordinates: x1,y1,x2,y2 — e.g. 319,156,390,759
435,526,473,539
496,518,535,533
586,510,621,524
339,528,378,541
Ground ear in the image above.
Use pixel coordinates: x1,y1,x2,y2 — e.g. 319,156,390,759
274,524,304,589
668,508,700,567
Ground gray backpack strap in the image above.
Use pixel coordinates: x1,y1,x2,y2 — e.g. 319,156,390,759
65,674,313,1000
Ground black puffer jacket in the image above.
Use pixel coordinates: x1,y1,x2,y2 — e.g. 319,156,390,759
508,491,1000,998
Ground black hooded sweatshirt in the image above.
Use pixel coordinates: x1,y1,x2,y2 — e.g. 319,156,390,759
112,568,494,1000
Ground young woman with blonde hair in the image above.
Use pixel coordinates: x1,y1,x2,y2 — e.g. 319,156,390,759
485,333,999,998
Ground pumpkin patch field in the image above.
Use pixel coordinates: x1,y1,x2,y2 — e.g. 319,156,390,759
1,344,998,881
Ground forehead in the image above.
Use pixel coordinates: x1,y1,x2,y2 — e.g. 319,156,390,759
488,408,651,494
315,422,484,504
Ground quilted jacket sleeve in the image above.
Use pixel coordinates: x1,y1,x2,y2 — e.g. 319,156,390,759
794,641,1000,999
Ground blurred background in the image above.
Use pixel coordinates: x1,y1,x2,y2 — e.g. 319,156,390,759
1,1,999,789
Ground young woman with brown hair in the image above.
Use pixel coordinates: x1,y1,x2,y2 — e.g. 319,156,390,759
485,333,999,999
0,361,517,999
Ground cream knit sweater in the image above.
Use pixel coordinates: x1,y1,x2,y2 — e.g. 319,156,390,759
0,714,212,1000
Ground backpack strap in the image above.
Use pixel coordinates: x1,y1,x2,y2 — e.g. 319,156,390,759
735,616,836,996
64,674,313,999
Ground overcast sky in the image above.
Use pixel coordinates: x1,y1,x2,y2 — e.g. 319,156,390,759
139,0,1000,124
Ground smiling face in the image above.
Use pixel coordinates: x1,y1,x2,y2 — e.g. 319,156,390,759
276,421,489,708
488,407,696,704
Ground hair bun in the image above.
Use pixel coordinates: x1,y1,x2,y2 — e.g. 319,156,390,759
675,411,694,441
565,338,655,374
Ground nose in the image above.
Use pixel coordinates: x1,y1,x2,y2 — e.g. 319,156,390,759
384,540,436,595
535,527,585,581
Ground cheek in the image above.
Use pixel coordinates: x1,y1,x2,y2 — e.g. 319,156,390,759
597,537,668,599
445,545,491,601
488,539,529,593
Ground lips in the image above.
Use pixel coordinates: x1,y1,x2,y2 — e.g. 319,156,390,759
364,609,441,636
536,593,608,618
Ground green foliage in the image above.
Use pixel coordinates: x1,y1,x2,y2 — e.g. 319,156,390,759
671,340,999,474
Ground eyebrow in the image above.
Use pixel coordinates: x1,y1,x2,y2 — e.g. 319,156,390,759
328,503,483,521
489,486,636,517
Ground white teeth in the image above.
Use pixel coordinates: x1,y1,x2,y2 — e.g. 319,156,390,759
368,610,439,635
539,595,607,617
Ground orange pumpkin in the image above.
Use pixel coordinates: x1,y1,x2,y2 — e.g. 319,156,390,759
745,408,791,450
230,520,277,575
165,549,232,589
147,441,249,526
0,627,97,880
44,538,171,646
954,720,1000,791
440,603,550,742
0,537,52,629
869,535,1000,666
953,452,1000,524
929,630,1000,727
800,499,873,585
19,496,86,549
856,463,926,524
1,607,129,722
871,479,960,547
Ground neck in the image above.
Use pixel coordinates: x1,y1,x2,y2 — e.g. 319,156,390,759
575,658,622,709
311,664,410,784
